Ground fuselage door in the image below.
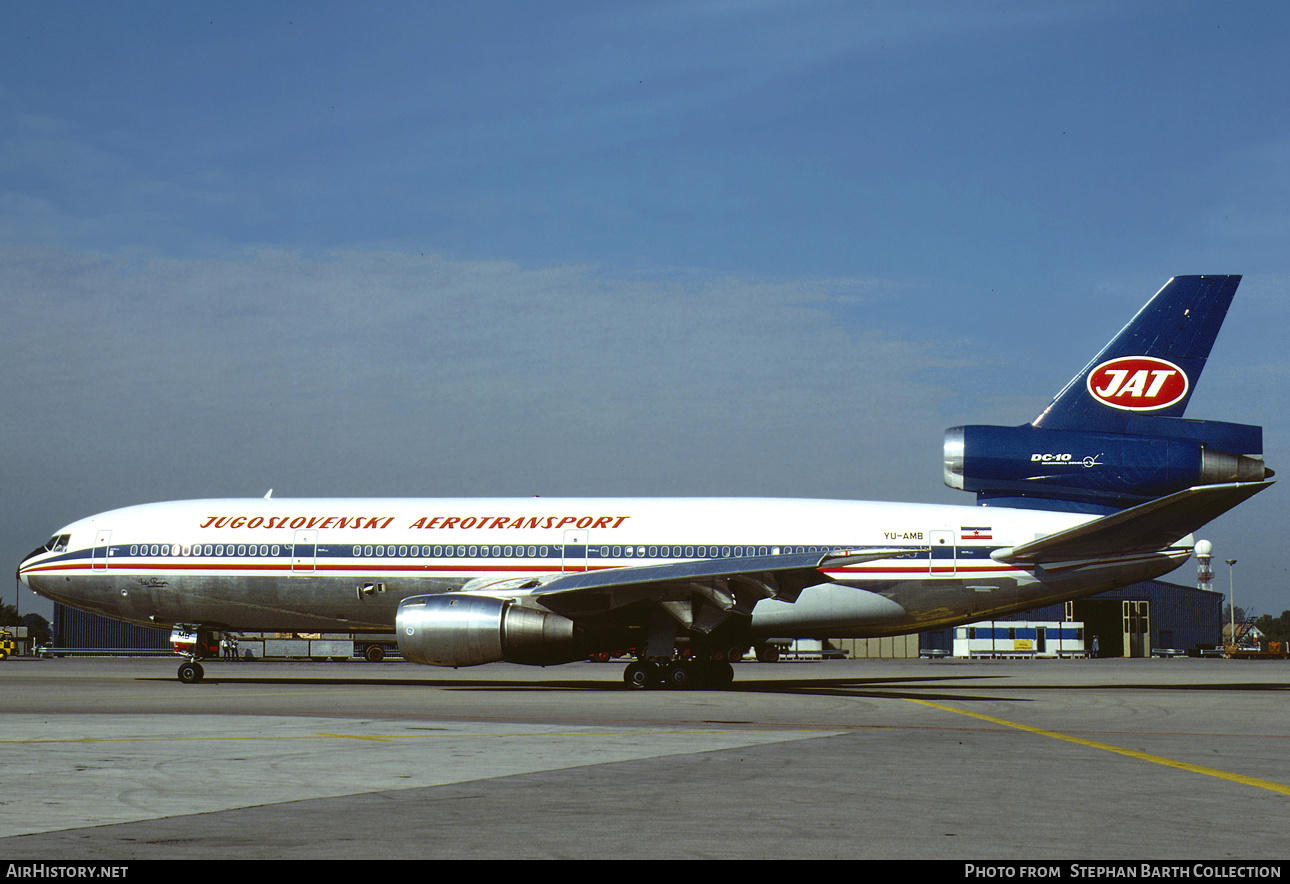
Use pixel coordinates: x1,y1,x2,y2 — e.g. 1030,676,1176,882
929,530,956,574
92,530,112,572
562,529,588,572
292,529,318,573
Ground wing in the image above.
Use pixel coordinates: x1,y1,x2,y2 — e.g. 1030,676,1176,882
993,480,1272,566
473,548,916,635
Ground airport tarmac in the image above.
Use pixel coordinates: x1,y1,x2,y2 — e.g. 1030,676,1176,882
1,656,1288,861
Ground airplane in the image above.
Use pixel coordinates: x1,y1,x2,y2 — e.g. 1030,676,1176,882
17,275,1273,688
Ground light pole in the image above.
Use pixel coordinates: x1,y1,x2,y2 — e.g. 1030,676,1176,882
1226,559,1238,651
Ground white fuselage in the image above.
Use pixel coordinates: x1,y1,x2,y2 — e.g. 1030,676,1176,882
18,496,1190,640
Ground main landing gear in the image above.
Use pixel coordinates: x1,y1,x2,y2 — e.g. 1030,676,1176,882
620,617,749,690
622,657,736,690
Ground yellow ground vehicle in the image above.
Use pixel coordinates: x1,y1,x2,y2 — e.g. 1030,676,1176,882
0,629,15,660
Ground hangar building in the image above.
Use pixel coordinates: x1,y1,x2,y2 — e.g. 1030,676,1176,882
830,579,1223,659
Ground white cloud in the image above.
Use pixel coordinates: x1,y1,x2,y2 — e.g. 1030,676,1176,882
0,248,962,505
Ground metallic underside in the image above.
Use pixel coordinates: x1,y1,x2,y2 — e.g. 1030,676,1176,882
27,547,1189,643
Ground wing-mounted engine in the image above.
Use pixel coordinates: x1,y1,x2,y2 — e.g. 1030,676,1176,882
944,418,1270,511
394,550,901,671
397,594,585,667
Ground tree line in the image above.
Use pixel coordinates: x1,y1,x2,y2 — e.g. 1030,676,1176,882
0,602,52,645
1253,610,1290,644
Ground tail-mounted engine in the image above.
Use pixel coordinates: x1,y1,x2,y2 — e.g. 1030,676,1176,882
397,594,585,667
944,417,1270,511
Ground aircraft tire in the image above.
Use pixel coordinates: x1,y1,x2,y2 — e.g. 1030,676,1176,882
662,661,693,689
623,661,655,690
681,661,734,690
364,644,385,663
709,661,735,688
178,661,204,684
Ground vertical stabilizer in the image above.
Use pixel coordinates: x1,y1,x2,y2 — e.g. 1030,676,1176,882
1031,275,1241,432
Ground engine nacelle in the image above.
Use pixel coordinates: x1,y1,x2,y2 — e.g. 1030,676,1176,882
944,423,1269,510
396,593,583,667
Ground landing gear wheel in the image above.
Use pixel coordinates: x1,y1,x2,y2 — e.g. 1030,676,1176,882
623,661,656,690
177,661,204,684
663,661,693,690
710,660,735,688
364,644,385,663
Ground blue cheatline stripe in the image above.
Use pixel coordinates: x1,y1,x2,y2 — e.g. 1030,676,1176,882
29,541,1019,578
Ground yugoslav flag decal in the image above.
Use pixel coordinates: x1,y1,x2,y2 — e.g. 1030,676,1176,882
1087,356,1190,411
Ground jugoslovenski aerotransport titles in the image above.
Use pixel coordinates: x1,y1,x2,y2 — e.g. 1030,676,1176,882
18,276,1272,688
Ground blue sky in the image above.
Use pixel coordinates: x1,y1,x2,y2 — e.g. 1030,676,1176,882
4,1,1288,620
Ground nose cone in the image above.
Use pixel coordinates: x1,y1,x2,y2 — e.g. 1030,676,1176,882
17,531,74,596
17,544,48,588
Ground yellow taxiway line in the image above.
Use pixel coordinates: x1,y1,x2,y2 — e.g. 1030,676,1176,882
909,698,1290,797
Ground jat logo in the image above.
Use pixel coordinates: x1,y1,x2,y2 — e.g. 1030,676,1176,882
1087,356,1189,411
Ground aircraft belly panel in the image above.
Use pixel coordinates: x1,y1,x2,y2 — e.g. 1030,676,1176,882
750,583,909,636
36,572,458,632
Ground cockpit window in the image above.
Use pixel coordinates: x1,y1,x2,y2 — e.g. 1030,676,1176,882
24,534,70,562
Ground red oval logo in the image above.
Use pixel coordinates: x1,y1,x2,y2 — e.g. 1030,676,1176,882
1087,356,1189,411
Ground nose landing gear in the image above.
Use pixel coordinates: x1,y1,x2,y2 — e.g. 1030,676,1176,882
169,625,220,684
178,659,204,684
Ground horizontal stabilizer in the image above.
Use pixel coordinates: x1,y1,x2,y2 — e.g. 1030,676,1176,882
993,480,1272,565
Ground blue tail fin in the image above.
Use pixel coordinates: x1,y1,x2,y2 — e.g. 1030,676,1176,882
1031,275,1241,432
